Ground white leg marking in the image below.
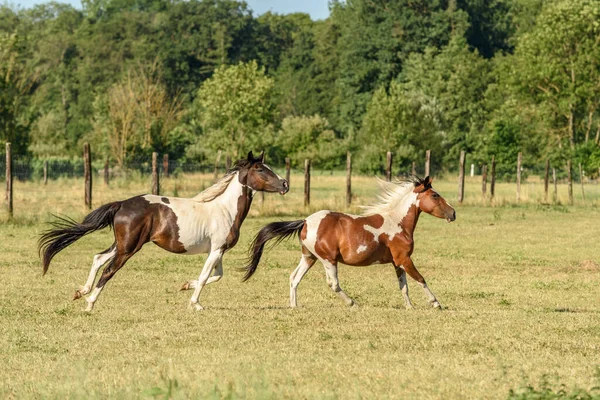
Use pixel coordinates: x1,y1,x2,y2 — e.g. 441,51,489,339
85,286,104,312
417,281,442,309
290,256,313,308
189,250,223,310
321,259,354,306
182,259,223,290
80,248,116,295
206,259,223,285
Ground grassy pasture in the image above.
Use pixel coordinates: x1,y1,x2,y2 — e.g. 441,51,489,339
1,171,599,399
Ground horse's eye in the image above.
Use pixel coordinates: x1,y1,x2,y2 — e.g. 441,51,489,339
432,193,439,199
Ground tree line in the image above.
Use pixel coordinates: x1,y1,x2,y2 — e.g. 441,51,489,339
1,0,599,179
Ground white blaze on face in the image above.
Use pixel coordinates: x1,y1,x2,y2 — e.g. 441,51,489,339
263,163,283,180
302,210,331,255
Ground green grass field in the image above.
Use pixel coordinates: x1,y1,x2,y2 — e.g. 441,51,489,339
1,172,599,399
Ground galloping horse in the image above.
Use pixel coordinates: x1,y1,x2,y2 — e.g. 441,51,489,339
243,176,455,309
39,151,288,311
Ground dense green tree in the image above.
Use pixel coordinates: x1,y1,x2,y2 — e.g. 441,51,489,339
511,0,600,150
357,82,445,173
274,114,345,169
331,0,463,131
1,0,599,176
399,33,492,165
192,61,274,159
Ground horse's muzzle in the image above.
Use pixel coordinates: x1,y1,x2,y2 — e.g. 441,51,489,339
446,210,456,223
279,180,289,195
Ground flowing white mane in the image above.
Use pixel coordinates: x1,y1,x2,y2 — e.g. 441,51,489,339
193,171,238,203
361,178,419,216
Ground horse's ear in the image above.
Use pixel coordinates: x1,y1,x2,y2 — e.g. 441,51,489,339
259,150,265,163
247,151,254,161
424,176,433,186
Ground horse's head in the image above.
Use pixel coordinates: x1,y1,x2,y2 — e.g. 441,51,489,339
414,177,456,222
241,151,289,195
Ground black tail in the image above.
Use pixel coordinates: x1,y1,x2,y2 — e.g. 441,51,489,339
242,220,305,282
38,201,122,275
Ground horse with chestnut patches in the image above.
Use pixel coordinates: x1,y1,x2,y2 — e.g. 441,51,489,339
39,151,288,312
243,177,455,309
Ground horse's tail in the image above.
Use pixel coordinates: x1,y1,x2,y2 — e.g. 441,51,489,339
38,201,122,275
242,219,305,282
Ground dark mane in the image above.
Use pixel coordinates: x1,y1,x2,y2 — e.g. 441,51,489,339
227,156,261,174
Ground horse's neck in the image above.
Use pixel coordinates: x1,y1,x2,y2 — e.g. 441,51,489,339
215,174,253,226
399,205,421,238
385,193,421,237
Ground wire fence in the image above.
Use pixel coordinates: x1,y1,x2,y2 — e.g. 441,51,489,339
0,156,217,182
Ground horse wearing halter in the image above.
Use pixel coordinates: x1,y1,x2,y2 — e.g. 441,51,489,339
39,151,289,311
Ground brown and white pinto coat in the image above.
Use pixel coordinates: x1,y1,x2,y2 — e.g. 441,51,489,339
39,151,288,311
244,177,455,309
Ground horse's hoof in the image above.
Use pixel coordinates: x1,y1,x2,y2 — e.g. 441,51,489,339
73,290,82,301
189,302,203,311
346,300,356,307
180,282,190,291
432,302,443,310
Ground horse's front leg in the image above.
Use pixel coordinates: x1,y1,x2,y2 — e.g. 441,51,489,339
189,250,223,311
394,255,442,309
180,259,223,290
393,265,413,309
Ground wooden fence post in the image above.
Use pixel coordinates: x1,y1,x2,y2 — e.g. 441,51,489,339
225,155,231,171
552,168,557,203
490,155,496,199
567,160,573,205
5,143,12,217
43,160,48,185
411,161,416,176
544,159,549,203
84,143,92,209
163,154,169,178
104,157,109,186
346,151,352,207
482,165,487,198
152,152,159,196
213,150,222,182
285,157,291,188
260,153,266,204
425,150,431,177
579,163,585,202
458,151,465,203
386,151,392,182
304,159,311,207
516,152,522,203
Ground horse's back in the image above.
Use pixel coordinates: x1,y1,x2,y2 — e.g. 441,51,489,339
302,210,393,266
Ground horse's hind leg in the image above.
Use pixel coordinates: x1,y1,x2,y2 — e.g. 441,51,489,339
290,250,317,308
397,256,442,309
74,244,117,300
321,259,354,306
85,250,137,312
